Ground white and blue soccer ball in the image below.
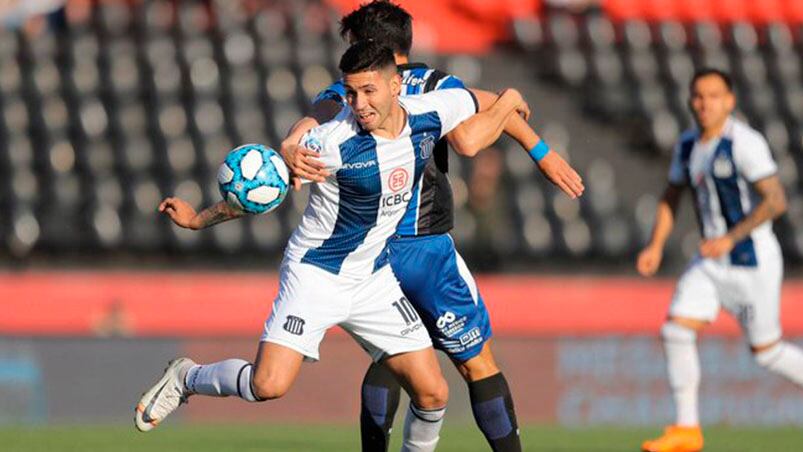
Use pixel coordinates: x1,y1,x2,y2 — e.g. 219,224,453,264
217,144,289,214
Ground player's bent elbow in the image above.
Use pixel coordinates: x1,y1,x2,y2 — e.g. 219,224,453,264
449,131,481,157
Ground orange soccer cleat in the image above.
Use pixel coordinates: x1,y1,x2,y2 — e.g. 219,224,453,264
641,425,704,452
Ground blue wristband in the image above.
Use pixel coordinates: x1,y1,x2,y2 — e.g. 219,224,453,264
528,140,551,162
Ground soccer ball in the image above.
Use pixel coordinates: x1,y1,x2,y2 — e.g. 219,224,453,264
217,144,289,214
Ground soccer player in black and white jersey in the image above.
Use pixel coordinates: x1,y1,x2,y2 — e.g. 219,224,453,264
638,69,803,452
138,40,529,452
280,2,584,451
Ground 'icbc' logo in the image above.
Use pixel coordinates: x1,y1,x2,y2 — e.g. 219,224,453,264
388,168,409,192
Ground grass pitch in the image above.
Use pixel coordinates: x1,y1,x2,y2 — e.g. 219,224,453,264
2,424,802,451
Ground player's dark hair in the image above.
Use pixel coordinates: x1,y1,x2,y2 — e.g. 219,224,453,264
339,0,413,57
339,40,397,75
690,68,733,92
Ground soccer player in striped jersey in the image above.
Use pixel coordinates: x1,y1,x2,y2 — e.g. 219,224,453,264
280,2,583,451
638,69,803,452
137,40,529,452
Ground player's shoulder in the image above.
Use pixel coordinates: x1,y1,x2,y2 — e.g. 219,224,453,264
399,62,464,91
678,128,698,145
730,117,768,147
399,88,470,114
306,108,359,149
312,79,347,105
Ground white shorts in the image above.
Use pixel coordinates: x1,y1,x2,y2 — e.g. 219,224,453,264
669,240,783,345
261,260,431,362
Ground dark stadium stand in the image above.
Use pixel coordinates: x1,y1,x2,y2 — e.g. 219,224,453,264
514,6,803,268
0,0,800,272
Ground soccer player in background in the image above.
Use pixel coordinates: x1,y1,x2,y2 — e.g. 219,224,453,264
139,41,529,452
280,2,583,451
637,68,803,452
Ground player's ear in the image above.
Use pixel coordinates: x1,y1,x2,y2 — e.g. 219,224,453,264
389,71,401,98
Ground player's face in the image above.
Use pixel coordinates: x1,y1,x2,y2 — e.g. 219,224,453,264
689,75,735,132
344,67,401,132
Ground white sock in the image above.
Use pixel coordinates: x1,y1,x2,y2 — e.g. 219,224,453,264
755,342,803,386
184,359,262,402
662,322,700,427
401,403,446,452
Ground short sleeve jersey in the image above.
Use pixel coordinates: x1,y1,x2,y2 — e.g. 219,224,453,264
668,116,778,266
312,63,466,236
284,88,478,279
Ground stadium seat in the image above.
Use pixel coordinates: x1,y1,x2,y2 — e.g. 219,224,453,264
0,0,798,269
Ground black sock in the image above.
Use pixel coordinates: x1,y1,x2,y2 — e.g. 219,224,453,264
468,372,522,452
360,361,402,452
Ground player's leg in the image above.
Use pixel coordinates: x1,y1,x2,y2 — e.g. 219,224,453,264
343,264,446,452
185,341,304,400
134,342,304,432
642,259,719,452
359,361,401,452
134,261,341,432
732,248,803,386
382,348,449,452
454,342,522,452
390,234,522,451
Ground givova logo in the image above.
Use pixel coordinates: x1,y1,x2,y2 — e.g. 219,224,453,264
342,160,377,170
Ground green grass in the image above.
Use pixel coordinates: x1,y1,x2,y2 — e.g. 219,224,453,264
1,424,802,451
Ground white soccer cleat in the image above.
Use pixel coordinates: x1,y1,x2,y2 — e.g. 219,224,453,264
134,357,195,432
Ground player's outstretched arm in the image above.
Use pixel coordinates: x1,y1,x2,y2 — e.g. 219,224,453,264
447,89,584,199
447,88,529,161
503,112,584,199
637,184,684,276
158,198,245,230
700,175,787,259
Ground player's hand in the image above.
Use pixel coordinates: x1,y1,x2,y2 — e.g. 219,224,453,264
498,88,530,121
158,197,200,230
636,244,663,277
699,235,735,259
537,151,584,199
280,141,329,191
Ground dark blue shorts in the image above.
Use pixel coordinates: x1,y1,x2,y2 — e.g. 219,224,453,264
388,234,492,362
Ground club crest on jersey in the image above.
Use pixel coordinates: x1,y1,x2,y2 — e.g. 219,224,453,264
419,134,435,159
302,135,323,153
283,315,305,335
389,168,409,192
713,156,734,179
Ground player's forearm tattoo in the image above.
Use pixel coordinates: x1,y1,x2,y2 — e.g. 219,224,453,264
727,186,783,243
197,202,240,228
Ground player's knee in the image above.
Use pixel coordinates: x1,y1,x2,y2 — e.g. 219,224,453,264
412,376,449,409
661,321,697,343
251,373,291,400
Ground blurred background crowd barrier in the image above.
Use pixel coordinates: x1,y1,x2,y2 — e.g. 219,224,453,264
1,0,802,428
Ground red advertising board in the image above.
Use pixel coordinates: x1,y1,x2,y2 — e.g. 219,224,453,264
2,272,803,337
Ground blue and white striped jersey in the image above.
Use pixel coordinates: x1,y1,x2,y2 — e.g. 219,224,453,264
669,117,778,267
285,88,478,279
313,63,465,236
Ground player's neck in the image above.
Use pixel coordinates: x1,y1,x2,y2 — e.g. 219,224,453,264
699,117,729,142
394,54,409,65
372,103,406,140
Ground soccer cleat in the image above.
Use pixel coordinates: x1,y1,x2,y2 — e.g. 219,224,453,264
134,357,196,432
642,425,704,452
